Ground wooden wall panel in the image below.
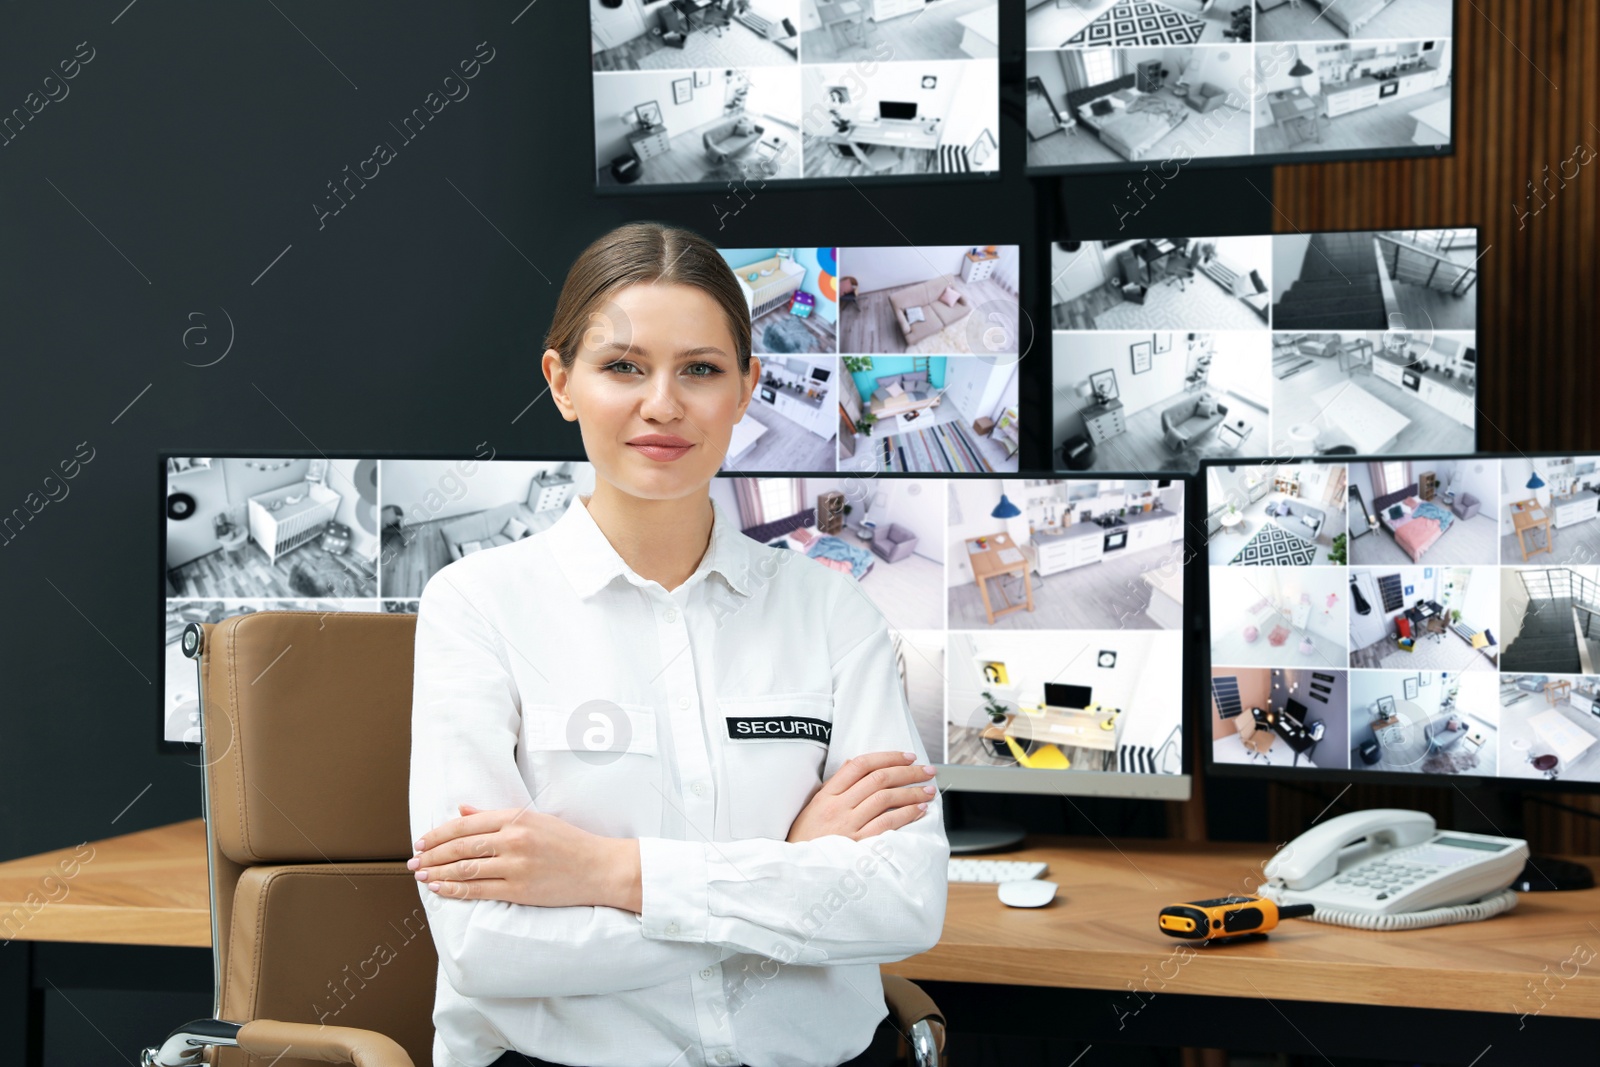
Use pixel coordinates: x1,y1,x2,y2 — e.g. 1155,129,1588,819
1260,2,1600,854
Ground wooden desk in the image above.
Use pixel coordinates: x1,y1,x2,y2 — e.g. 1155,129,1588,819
823,118,941,152
1545,678,1573,706
883,836,1600,1021
1512,499,1553,560
1268,88,1323,143
965,531,1033,625
0,819,209,946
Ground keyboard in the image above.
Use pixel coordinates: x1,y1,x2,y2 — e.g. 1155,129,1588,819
948,858,1048,883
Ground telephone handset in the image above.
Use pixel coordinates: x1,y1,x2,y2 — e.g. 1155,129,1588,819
1257,809,1527,929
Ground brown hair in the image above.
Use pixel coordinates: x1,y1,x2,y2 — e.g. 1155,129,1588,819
544,222,752,375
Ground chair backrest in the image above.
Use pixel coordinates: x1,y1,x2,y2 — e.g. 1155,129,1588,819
192,610,436,1067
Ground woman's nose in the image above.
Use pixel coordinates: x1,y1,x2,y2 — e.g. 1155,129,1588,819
639,374,686,422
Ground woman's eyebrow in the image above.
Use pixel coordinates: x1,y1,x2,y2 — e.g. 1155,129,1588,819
592,341,731,360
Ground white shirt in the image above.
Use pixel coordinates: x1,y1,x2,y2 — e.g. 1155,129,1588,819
410,493,949,1067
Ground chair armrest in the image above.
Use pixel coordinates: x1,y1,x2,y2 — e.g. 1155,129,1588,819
882,973,946,1061
238,1019,414,1066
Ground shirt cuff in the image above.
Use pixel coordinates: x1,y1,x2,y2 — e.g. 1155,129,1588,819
637,836,709,943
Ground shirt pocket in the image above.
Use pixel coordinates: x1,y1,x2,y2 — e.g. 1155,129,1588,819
520,701,665,838
718,694,833,841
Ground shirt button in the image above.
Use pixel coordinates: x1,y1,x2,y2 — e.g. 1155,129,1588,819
700,967,714,979
665,922,679,935
691,781,707,796
664,608,678,623
678,697,690,710
716,1053,733,1065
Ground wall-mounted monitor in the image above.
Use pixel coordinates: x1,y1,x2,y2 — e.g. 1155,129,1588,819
592,1,1001,193
1025,3,1456,175
161,460,1189,801
1200,450,1600,792
1050,227,1480,475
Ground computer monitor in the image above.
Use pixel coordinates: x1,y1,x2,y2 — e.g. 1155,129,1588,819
590,2,1001,192
1051,227,1480,476
1045,682,1093,710
1200,451,1600,792
161,460,1191,813
1025,6,1456,175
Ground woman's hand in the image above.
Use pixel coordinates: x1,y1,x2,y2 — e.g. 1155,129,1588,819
787,751,937,843
409,803,640,910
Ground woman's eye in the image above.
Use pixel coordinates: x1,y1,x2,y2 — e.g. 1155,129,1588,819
687,362,723,378
602,360,639,375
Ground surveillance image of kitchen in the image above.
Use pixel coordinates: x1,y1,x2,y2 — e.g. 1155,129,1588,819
946,476,1186,631
732,355,841,471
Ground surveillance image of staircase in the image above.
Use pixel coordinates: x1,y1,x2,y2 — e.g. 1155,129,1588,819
1500,567,1600,677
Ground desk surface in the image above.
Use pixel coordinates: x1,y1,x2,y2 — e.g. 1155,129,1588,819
12,822,1600,1019
0,818,210,946
885,835,1600,1019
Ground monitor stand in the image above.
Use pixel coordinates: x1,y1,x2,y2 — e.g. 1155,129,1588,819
1513,856,1596,892
943,791,1027,853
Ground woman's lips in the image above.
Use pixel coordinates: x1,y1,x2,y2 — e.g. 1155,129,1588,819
627,442,693,462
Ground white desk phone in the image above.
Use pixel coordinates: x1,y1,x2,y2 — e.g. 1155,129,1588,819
1256,809,1528,930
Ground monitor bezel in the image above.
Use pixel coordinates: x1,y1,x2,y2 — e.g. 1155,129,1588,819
1197,449,1600,796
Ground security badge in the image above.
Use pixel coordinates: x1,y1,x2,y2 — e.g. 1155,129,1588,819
724,714,832,746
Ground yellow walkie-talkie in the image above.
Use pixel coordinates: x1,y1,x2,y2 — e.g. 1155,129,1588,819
1158,894,1314,943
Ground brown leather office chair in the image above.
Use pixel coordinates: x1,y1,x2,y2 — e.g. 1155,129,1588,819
144,611,947,1067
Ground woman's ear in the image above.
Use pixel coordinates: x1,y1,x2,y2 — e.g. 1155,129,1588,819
543,348,578,422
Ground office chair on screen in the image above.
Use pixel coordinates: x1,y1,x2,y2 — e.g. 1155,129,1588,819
142,612,947,1067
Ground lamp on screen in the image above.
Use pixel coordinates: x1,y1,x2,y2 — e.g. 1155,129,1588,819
1528,469,1549,509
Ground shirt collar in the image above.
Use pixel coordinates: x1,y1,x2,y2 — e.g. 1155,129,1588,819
548,493,755,601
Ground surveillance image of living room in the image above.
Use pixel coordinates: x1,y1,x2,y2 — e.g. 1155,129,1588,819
591,1,801,72
1347,457,1500,567
1268,229,1478,456
1024,43,1256,171
1349,670,1499,776
1050,236,1272,331
945,630,1183,774
1052,329,1270,474
1204,462,1347,567
945,476,1186,632
1209,666,1349,770
1347,566,1501,673
594,66,801,187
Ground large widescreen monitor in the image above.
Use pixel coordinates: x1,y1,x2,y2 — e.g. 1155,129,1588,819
1051,227,1479,474
1202,451,1600,790
1025,2,1455,175
160,459,1187,799
591,2,1001,192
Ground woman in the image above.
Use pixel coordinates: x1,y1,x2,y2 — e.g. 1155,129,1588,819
408,222,950,1067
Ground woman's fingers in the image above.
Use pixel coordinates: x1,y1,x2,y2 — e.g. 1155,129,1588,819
416,855,500,883
410,831,499,873
837,761,936,811
854,800,932,841
415,809,507,852
820,751,920,796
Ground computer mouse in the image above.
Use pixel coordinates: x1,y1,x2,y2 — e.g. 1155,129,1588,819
997,880,1058,908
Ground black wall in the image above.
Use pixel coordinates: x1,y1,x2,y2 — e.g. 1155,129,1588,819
0,2,1279,866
